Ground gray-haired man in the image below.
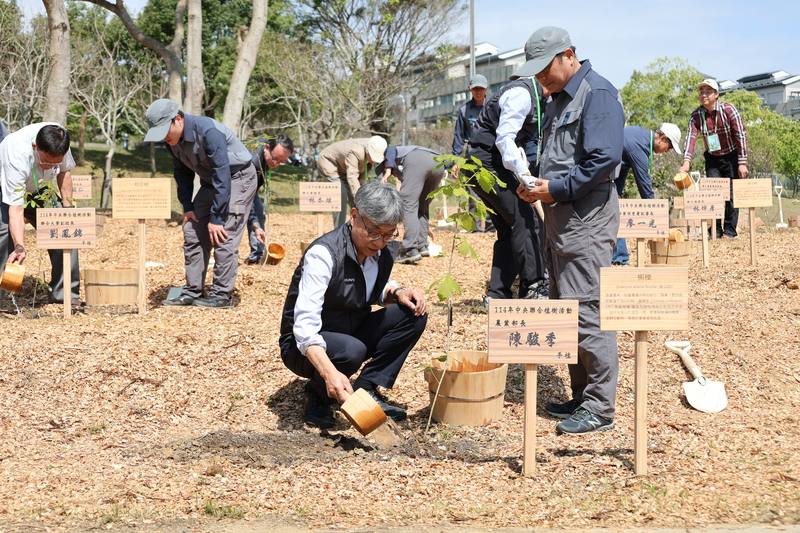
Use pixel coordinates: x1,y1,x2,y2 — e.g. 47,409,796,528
516,27,624,434
279,181,428,429
144,99,257,308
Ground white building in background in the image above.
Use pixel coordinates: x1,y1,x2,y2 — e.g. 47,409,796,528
409,42,526,127
720,70,800,120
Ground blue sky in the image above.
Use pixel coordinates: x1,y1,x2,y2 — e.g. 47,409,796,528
21,0,799,88
455,0,800,87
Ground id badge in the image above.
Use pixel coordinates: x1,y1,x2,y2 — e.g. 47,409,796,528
707,133,721,152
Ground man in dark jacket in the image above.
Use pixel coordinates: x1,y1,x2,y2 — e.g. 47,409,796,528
245,135,294,264
279,181,428,429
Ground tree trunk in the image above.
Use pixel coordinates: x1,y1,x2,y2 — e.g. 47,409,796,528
222,0,268,134
101,144,115,208
184,0,205,114
78,110,87,166
149,143,156,178
42,0,71,124
82,0,186,106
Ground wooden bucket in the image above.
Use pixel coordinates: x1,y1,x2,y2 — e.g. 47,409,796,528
340,388,387,435
84,268,138,305
673,172,692,190
266,243,285,265
789,215,800,228
0,263,24,292
424,350,508,426
649,240,694,266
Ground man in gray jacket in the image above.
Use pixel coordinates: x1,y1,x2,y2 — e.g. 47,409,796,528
376,145,444,264
144,99,257,308
516,27,624,434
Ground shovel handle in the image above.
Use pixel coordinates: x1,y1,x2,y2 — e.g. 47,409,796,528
678,350,704,381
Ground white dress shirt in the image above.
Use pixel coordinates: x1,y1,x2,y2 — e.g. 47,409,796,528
496,86,532,177
293,244,398,355
0,122,76,206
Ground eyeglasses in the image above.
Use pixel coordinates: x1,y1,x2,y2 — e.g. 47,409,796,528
35,149,62,170
358,214,398,242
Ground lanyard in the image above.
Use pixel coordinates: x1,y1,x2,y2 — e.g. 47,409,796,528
700,106,720,137
648,130,654,176
528,78,545,165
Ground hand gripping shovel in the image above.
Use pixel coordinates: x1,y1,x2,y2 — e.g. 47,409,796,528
664,340,728,413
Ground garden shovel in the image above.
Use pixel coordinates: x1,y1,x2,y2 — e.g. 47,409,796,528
664,340,727,413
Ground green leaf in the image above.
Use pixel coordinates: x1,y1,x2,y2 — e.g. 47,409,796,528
450,211,475,232
456,237,478,259
433,273,461,302
475,170,495,193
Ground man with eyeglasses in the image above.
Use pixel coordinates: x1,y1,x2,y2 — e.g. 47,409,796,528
679,79,748,238
516,27,624,434
279,180,428,429
612,123,682,265
0,123,81,307
144,98,257,308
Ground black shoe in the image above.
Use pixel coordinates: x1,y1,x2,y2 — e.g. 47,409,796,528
545,398,581,419
162,294,195,306
521,279,549,299
556,407,614,434
244,255,263,264
419,246,430,257
304,385,335,429
355,383,407,422
396,249,422,264
193,295,232,308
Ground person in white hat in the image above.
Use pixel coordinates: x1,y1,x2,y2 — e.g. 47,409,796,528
679,78,748,238
317,136,388,227
612,122,682,265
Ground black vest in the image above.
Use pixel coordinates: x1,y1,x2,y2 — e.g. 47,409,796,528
470,78,544,154
279,223,396,348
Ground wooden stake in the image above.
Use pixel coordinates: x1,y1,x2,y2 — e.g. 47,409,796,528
316,213,326,236
523,364,537,476
749,207,756,266
63,249,71,319
138,219,146,314
711,221,717,240
701,220,709,267
636,238,646,268
634,330,649,476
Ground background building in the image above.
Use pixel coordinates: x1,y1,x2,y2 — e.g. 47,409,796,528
720,70,800,120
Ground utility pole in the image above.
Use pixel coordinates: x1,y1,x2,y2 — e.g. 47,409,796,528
469,0,475,79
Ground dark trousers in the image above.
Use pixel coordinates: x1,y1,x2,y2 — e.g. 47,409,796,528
281,304,427,402
0,199,80,302
469,146,545,298
246,192,266,259
704,151,741,237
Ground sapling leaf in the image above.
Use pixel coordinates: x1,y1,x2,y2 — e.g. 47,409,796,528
456,237,478,259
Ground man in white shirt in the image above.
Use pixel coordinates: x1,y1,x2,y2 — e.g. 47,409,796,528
468,76,548,303
278,181,428,429
0,123,81,305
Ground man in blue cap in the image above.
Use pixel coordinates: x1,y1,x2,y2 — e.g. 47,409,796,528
517,26,625,434
144,99,257,308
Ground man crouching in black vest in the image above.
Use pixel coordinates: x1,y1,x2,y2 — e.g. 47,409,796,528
279,180,428,429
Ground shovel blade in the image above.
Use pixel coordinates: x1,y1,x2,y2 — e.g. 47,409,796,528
683,379,728,413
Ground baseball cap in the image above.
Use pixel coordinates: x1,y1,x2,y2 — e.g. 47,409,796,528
144,99,180,142
512,26,572,79
469,74,488,89
698,78,719,92
366,136,388,165
657,123,682,155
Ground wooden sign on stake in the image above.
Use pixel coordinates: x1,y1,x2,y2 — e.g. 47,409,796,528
36,207,97,319
112,178,172,314
699,178,730,240
601,266,689,476
488,299,579,476
617,199,669,240
70,174,93,200
684,190,724,267
299,182,342,235
733,179,773,266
